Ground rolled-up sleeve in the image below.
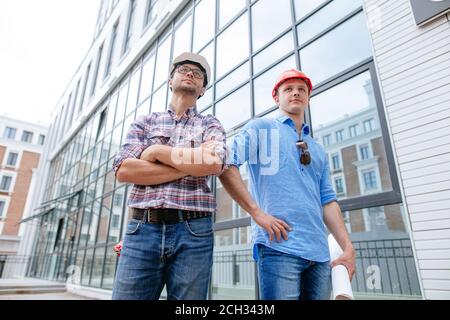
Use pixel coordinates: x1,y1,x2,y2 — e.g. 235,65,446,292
203,115,227,176
112,116,147,175
228,121,258,169
320,155,337,206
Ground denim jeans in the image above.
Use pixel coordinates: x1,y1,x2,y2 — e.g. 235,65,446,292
112,214,214,300
256,244,331,300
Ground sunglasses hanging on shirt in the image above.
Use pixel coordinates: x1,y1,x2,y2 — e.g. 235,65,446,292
296,139,311,165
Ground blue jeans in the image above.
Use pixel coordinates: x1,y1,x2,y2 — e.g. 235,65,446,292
257,244,331,300
112,214,214,300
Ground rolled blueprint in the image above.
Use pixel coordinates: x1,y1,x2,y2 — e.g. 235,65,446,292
328,234,354,300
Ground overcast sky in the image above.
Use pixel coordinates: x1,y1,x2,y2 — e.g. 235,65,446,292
0,0,100,127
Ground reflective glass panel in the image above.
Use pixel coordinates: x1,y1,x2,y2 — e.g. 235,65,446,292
216,13,249,79
253,55,296,116
193,0,215,52
215,84,251,132
251,0,291,52
299,11,372,84
219,0,246,29
310,71,393,200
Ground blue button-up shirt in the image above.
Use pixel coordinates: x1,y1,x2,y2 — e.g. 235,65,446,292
228,115,337,262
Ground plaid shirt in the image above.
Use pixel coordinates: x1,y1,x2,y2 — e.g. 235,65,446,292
112,105,226,212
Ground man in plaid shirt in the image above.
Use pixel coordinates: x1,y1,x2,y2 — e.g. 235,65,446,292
111,52,226,300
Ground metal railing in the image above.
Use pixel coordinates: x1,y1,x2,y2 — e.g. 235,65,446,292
2,238,422,299
211,238,422,298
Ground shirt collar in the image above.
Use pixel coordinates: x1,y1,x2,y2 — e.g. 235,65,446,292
276,115,310,136
167,105,198,119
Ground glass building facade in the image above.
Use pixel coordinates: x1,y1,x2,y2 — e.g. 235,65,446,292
25,0,422,299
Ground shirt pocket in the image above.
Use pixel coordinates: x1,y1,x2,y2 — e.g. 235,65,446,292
171,127,203,148
147,129,172,146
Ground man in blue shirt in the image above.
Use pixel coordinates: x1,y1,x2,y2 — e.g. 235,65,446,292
219,69,355,300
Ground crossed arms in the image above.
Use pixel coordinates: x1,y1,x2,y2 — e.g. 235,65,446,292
116,141,224,185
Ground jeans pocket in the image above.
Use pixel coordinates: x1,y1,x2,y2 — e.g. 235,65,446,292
125,219,142,235
183,217,213,237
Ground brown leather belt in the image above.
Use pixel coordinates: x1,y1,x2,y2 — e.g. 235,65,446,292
132,208,212,224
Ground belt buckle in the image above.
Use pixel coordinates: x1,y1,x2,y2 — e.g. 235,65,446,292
146,209,155,223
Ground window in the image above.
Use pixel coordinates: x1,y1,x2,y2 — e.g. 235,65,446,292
216,12,249,78
145,0,158,27
153,35,172,88
150,84,167,113
139,50,155,104
79,63,91,114
253,55,296,115
68,89,78,129
0,200,6,218
61,95,72,134
299,11,372,84
215,84,251,131
310,71,395,200
364,118,375,133
111,214,120,228
73,79,81,117
113,193,123,207
294,0,328,21
217,62,249,100
363,171,377,190
172,14,193,60
335,130,344,142
360,145,370,160
296,0,362,45
219,0,246,29
96,108,108,142
3,127,16,139
349,124,358,138
251,0,291,52
105,21,119,79
6,152,19,166
125,68,141,116
332,154,341,170
335,178,344,194
0,176,13,191
322,134,331,146
90,43,104,97
253,32,294,74
21,131,34,143
193,0,215,52
38,134,46,146
123,0,136,55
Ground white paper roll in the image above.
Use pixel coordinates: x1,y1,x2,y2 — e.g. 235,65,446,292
328,234,354,300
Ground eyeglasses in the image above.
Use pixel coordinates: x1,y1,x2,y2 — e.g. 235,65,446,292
176,65,204,80
296,139,311,165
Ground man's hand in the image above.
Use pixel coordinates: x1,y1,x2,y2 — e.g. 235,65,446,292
141,145,161,162
113,240,123,257
330,247,356,281
253,208,292,243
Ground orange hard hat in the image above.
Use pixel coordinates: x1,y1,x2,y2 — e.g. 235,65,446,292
272,69,313,100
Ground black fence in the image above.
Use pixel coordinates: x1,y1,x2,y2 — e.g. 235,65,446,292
212,238,422,298
2,238,422,299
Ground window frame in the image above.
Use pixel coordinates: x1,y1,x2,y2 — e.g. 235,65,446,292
21,130,33,143
3,150,21,168
331,153,341,171
322,134,331,146
308,62,402,212
0,173,15,193
38,134,46,146
0,196,11,219
3,127,17,140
